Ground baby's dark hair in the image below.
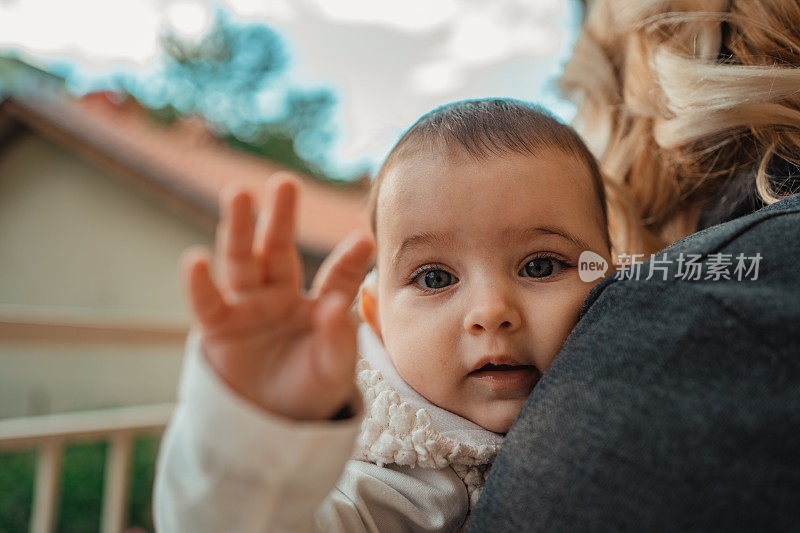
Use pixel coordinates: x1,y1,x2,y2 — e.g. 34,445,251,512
370,98,610,246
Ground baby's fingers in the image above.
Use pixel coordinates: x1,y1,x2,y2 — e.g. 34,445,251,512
181,246,230,329
216,186,260,291
255,174,303,288
311,232,375,301
313,293,358,394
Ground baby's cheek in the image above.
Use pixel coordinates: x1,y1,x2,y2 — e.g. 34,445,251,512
379,300,462,399
530,288,587,369
394,342,457,403
398,344,450,388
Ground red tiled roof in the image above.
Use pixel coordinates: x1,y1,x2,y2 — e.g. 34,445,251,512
2,90,370,256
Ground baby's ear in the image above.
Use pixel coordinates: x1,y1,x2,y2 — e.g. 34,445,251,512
358,274,381,340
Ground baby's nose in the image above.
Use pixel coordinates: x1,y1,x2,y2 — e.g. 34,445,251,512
464,295,522,334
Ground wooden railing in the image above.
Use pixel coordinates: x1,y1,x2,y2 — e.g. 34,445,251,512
0,310,189,345
0,307,186,531
0,403,174,533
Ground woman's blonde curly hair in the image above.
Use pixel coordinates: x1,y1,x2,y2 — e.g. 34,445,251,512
562,0,800,256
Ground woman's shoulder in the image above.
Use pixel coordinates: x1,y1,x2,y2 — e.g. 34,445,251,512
661,192,800,257
581,193,800,316
570,192,800,363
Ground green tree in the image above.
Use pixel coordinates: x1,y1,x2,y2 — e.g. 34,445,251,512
122,9,341,181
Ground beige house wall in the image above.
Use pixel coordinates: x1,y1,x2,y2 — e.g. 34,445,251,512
0,132,213,313
0,131,214,418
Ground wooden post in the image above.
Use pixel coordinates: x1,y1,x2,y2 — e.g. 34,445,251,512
100,432,133,533
30,439,63,533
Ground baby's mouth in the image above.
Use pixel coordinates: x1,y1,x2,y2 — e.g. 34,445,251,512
469,362,536,375
470,363,532,373
468,363,540,388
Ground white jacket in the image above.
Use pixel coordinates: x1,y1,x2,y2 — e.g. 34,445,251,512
153,325,503,532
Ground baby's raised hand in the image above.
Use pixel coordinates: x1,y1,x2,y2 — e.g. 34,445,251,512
179,175,374,421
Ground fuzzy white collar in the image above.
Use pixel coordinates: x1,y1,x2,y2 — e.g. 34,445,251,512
354,324,504,510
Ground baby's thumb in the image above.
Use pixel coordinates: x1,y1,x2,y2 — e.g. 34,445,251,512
313,292,359,386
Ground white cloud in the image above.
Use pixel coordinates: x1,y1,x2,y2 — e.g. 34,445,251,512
165,1,212,39
447,12,511,64
439,0,564,67
410,60,464,95
307,0,459,32
222,0,296,23
0,0,161,66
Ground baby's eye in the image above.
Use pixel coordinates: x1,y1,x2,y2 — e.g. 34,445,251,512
520,257,560,278
414,269,457,290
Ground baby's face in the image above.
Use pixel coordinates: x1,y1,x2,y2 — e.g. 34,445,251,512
367,148,611,433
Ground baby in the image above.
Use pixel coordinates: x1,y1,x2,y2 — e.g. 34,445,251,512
155,99,613,532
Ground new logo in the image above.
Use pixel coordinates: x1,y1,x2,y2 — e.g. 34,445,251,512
578,250,608,282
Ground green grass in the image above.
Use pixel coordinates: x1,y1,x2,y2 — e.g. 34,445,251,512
0,436,160,532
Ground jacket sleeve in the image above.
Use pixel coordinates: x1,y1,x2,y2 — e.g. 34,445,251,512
153,329,468,533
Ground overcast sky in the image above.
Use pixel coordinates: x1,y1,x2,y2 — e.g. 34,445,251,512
0,0,582,174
